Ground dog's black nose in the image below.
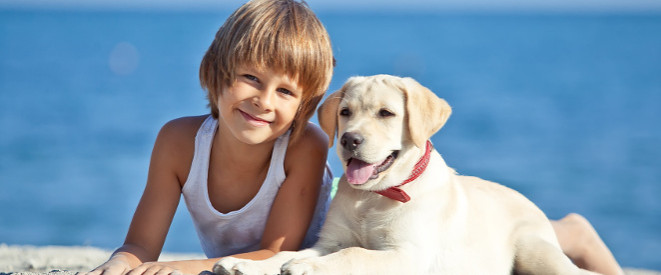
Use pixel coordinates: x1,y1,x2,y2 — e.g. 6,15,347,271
341,132,364,151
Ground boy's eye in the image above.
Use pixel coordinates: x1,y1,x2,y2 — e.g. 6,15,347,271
339,108,351,117
379,109,395,117
243,74,258,82
277,88,294,96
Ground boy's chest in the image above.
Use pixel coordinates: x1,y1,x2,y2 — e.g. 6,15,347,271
207,165,269,214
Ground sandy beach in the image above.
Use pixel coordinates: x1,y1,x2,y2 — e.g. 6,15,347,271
1,244,659,275
0,244,205,275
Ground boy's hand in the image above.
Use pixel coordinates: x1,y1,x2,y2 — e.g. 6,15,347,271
85,256,132,275
125,261,184,275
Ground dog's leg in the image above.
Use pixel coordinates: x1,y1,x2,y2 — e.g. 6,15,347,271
281,246,423,275
514,235,602,275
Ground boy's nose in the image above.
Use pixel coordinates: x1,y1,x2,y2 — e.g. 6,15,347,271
254,89,275,111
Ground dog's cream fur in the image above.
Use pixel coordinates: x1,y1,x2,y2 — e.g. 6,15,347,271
214,75,599,275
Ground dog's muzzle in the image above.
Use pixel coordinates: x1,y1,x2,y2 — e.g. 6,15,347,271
345,151,399,186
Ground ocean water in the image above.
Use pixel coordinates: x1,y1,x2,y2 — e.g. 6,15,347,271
1,9,660,270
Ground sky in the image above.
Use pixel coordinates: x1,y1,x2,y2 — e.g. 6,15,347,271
2,0,661,12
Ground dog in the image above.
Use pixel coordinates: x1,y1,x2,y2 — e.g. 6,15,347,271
214,75,598,275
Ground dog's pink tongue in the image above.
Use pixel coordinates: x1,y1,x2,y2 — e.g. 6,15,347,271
346,159,376,185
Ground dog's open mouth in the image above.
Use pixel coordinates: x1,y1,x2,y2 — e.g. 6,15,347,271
345,151,399,185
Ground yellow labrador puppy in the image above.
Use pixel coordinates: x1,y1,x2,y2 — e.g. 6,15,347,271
214,75,598,275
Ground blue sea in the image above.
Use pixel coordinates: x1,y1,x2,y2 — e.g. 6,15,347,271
1,9,660,270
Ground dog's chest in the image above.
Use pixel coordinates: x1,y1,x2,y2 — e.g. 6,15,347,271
349,199,404,249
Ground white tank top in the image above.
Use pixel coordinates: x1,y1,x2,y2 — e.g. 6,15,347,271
182,115,332,258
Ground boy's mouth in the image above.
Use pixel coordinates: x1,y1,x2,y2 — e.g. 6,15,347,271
239,110,272,127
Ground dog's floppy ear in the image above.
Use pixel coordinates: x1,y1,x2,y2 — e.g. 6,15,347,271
317,89,344,148
402,77,452,148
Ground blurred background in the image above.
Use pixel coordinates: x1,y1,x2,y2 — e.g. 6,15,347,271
1,0,660,270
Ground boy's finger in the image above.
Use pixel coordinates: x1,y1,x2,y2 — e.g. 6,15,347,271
126,265,147,275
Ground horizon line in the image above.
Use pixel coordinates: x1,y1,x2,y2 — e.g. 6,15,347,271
2,1,661,13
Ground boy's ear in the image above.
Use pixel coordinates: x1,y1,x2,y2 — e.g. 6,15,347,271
402,77,452,149
317,89,344,148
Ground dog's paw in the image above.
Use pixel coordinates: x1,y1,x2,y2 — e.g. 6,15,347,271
213,257,281,275
280,259,319,275
213,257,251,275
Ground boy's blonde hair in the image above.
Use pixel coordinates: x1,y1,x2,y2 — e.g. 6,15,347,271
200,0,334,142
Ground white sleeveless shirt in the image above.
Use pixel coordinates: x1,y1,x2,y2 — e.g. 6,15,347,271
182,115,332,258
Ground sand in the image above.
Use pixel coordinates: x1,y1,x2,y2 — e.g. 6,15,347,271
0,244,205,275
1,244,659,275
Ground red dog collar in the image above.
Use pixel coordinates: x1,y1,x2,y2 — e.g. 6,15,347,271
375,140,433,203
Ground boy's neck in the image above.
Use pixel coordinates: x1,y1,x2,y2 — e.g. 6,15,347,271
212,124,276,173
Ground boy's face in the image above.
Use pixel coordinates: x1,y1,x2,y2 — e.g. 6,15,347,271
217,65,302,145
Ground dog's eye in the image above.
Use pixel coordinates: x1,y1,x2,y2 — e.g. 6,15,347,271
340,108,351,117
379,109,395,117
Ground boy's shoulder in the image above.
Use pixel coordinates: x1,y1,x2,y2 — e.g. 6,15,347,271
157,115,209,145
152,115,209,185
162,115,208,132
286,122,329,161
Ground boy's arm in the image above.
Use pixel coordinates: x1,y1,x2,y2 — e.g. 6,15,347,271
259,122,329,253
86,117,201,275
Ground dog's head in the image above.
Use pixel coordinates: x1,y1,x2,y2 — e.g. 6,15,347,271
318,75,451,191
